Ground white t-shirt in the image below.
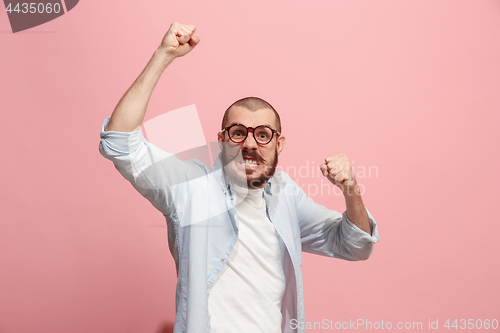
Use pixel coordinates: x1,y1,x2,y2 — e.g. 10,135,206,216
208,184,287,333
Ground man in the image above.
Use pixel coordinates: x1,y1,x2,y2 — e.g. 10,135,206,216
100,22,379,333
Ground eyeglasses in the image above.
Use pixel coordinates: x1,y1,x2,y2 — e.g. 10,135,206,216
222,124,281,145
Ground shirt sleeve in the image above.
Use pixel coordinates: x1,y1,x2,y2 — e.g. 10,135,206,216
291,176,379,261
98,116,207,218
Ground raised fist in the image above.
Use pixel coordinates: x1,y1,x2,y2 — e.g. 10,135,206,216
320,153,358,195
159,22,200,58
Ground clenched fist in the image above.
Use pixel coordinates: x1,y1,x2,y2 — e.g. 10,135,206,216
320,154,359,195
159,22,200,58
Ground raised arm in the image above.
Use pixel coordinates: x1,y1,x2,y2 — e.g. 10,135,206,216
320,153,371,235
104,22,200,132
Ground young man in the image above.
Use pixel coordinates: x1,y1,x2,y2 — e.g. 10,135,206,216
100,22,379,333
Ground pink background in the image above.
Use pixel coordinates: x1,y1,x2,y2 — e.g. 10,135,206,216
1,0,500,332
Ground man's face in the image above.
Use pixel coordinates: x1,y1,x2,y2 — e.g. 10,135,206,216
218,106,286,189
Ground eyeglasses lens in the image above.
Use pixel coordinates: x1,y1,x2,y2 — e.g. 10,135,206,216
228,125,273,144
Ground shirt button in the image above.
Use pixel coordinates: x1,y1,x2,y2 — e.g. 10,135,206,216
222,256,226,260
207,283,210,289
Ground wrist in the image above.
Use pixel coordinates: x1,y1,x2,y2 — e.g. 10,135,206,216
153,48,176,70
342,181,361,197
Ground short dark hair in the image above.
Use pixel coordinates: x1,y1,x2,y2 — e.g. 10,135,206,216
221,97,282,132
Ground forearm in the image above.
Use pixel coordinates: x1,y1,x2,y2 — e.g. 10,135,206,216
344,184,371,235
105,49,175,132
320,154,372,235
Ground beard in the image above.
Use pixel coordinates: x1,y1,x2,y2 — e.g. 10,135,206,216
220,144,278,189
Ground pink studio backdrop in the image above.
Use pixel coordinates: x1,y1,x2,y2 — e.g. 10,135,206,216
1,1,499,332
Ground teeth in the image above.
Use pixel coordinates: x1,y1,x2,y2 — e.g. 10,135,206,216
242,159,259,166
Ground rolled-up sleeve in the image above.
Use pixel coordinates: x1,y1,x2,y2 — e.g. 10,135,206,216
99,117,142,157
292,175,379,261
99,116,172,215
337,209,379,260
100,116,216,227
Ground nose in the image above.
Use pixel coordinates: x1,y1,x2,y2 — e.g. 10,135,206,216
241,128,258,150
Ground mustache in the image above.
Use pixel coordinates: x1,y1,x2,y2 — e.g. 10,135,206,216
241,151,264,164
221,145,265,164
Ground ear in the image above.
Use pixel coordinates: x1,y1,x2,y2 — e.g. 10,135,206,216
217,131,224,151
276,135,286,156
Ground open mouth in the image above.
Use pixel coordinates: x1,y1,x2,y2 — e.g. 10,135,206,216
239,158,260,168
